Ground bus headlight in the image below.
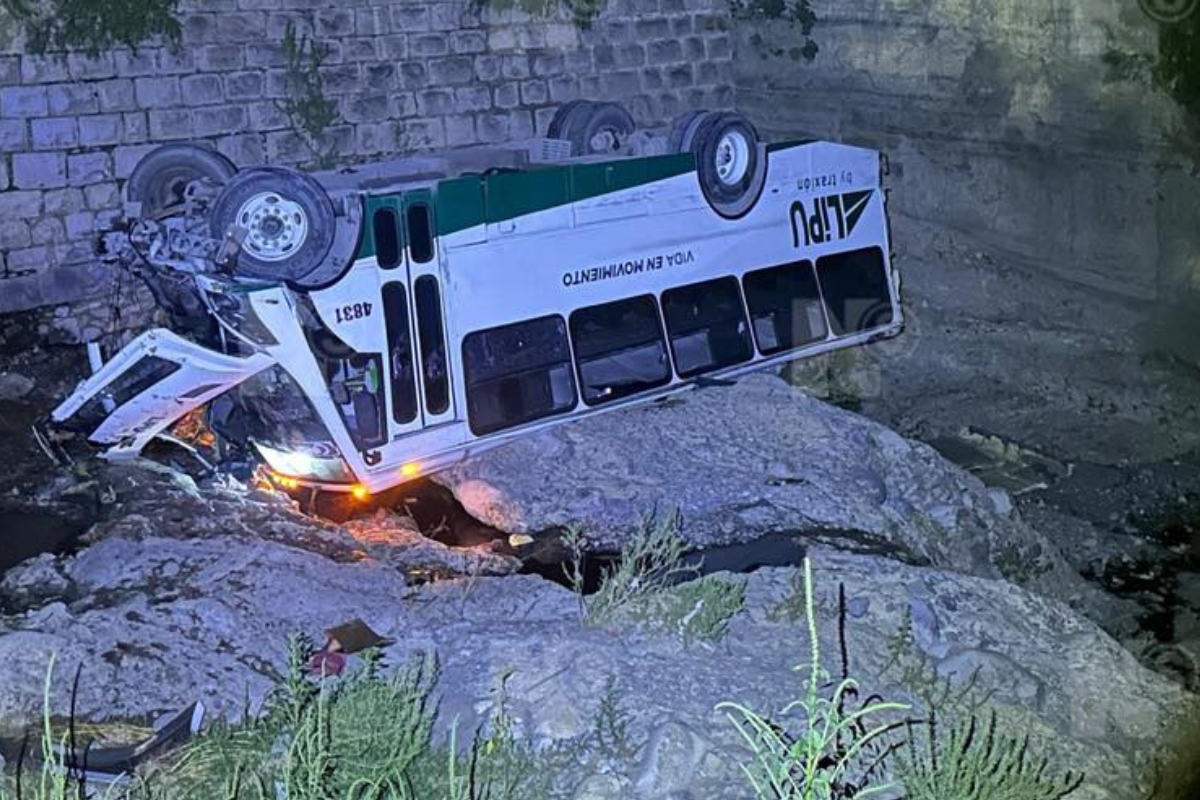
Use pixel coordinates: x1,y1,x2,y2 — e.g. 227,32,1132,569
253,442,356,484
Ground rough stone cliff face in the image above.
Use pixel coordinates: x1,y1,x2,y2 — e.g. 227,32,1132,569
736,0,1197,300
734,0,1200,464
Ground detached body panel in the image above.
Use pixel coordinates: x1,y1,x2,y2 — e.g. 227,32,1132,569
52,329,275,459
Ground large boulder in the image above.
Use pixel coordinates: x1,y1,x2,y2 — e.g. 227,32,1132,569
0,462,517,729
0,530,1192,800
434,373,1103,606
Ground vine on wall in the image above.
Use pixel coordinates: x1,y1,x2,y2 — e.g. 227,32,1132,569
1102,12,1200,128
729,0,818,62
277,23,343,170
1156,13,1200,121
472,0,606,29
0,0,181,54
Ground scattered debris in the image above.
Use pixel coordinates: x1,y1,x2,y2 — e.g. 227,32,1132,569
53,701,204,785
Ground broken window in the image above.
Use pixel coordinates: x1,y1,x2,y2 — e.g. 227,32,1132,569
660,276,754,377
743,260,827,354
69,356,181,435
462,315,576,436
297,298,387,451
211,366,356,483
570,294,671,405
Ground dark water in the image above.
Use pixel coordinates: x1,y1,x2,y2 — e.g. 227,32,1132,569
315,474,813,591
520,531,809,594
0,509,91,573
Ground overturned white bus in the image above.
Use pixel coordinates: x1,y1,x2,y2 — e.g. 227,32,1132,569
46,103,903,497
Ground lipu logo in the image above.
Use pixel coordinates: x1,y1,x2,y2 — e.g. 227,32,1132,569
790,190,873,248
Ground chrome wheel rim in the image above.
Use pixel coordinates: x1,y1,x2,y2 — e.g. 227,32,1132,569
715,130,751,185
236,191,308,262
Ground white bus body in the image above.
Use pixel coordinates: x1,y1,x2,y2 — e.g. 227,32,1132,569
51,134,901,496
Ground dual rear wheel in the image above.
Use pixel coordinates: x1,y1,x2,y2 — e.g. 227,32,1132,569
547,102,767,218
126,144,338,288
674,109,766,219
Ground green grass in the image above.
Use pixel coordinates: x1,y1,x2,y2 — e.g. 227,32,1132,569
898,712,1083,800
591,674,634,760
631,573,747,643
878,610,994,722
1,639,565,800
0,0,181,55
278,23,341,170
562,511,746,643
718,558,908,800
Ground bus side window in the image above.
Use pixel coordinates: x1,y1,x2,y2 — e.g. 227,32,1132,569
570,295,671,406
407,202,434,264
462,315,577,436
414,276,450,415
382,283,419,424
661,276,754,378
815,246,893,336
373,207,402,269
743,260,827,354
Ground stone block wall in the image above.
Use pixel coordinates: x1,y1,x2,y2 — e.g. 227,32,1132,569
0,0,736,315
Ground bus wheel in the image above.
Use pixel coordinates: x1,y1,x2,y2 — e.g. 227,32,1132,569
209,166,336,287
127,144,237,217
558,100,636,155
668,109,709,153
691,112,767,219
547,99,589,139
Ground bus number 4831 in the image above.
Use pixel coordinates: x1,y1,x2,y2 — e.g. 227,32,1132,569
335,303,372,324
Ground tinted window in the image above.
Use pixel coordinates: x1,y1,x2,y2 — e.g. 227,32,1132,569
815,246,893,336
660,276,754,378
414,276,450,415
373,207,401,269
383,283,418,424
570,295,671,406
463,316,576,435
743,260,827,354
407,202,434,264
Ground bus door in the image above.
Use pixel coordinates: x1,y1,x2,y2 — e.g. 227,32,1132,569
373,190,456,438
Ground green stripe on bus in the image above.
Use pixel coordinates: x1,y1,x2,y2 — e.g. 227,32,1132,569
435,175,487,239
357,152,696,260
440,152,696,235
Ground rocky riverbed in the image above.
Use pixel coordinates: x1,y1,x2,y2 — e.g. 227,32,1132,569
1,338,1199,797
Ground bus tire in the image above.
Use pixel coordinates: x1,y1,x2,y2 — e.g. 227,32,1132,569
127,144,237,217
210,166,336,287
691,112,766,219
668,109,709,154
563,101,636,155
547,99,588,140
